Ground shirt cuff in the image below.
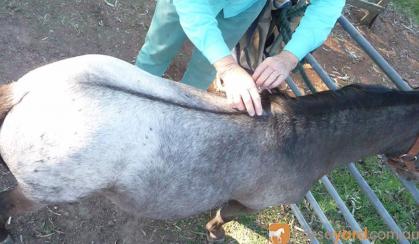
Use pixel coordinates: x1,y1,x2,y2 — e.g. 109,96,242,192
283,36,314,61
204,42,231,64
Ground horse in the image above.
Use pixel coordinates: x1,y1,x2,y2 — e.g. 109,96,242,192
0,55,417,243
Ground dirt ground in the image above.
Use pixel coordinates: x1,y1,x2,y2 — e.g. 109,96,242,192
0,0,418,243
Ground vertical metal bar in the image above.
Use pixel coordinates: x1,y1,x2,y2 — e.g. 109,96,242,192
285,77,303,96
320,176,371,244
384,163,419,203
305,191,343,244
389,169,419,202
396,177,419,204
337,16,411,91
348,163,410,244
383,156,419,204
290,204,320,244
304,54,338,90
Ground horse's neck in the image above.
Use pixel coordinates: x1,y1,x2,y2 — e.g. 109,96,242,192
291,101,419,169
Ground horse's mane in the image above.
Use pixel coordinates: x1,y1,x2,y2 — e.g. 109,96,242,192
277,83,419,117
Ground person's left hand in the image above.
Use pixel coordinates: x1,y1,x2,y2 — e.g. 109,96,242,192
252,50,299,90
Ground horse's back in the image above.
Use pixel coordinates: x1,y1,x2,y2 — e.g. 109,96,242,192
0,55,235,217
15,55,235,114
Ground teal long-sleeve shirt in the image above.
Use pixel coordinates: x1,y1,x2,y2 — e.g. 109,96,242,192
173,0,345,63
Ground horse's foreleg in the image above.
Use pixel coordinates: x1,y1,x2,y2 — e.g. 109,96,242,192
0,187,40,243
205,200,256,243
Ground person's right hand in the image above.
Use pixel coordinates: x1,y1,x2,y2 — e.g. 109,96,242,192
253,50,298,90
214,56,262,117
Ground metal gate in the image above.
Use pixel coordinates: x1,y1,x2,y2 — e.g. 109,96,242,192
281,16,418,244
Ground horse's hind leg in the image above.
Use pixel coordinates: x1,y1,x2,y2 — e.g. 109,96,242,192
0,187,40,243
205,200,256,243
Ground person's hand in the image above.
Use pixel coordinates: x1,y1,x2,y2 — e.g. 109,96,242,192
214,56,262,116
252,50,299,90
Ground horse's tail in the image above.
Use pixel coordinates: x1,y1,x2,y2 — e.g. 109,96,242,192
0,82,17,171
0,83,15,126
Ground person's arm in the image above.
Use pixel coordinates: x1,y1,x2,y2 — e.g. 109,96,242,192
283,0,346,60
172,0,230,64
254,0,345,89
173,0,262,116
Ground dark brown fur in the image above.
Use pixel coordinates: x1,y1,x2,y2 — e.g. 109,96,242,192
0,84,13,172
0,83,17,242
0,84,14,125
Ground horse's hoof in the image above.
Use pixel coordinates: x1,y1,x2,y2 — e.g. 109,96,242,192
0,235,14,244
206,230,225,244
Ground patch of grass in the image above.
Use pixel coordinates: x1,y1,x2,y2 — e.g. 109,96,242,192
305,156,417,243
224,206,308,243
391,0,419,23
172,205,309,243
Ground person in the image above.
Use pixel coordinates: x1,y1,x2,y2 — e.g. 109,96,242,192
135,0,345,116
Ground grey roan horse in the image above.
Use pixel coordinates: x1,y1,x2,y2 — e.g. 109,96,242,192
0,55,418,242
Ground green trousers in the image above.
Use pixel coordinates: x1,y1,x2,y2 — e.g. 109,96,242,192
135,0,266,90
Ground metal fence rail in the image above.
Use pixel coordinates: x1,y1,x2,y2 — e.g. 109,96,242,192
286,15,416,244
